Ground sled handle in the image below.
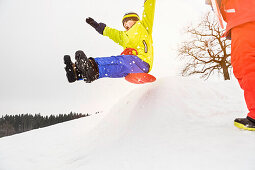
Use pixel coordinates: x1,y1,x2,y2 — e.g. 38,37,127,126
121,48,138,56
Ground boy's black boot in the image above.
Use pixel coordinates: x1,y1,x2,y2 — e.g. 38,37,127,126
234,116,255,131
75,50,99,83
64,55,83,83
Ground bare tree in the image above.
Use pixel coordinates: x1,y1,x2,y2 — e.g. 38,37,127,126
178,12,231,80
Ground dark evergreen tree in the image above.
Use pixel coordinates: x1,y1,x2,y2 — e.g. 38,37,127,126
0,112,88,138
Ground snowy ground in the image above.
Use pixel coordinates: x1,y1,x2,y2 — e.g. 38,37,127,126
0,77,255,170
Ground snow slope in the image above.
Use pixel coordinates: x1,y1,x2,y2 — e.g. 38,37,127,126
0,77,255,170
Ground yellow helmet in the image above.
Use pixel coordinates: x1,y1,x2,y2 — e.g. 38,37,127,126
122,12,140,26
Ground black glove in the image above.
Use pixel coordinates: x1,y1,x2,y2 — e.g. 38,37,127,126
86,17,106,35
86,17,99,28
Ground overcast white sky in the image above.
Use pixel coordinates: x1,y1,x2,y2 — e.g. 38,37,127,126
0,0,210,116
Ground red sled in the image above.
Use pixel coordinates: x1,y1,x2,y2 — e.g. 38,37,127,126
125,73,156,84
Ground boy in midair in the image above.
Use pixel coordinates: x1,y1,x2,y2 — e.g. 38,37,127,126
64,0,156,83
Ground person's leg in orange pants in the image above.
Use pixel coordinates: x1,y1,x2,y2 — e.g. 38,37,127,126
231,22,255,130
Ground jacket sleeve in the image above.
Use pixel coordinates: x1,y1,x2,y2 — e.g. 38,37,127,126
141,0,156,34
103,26,125,46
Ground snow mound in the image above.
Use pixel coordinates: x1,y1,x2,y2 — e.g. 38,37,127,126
0,77,255,170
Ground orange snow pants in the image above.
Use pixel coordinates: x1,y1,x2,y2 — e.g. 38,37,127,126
231,21,255,119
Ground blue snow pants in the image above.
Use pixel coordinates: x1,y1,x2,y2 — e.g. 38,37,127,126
94,55,150,78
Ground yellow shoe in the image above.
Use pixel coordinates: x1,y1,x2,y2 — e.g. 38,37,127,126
234,117,255,131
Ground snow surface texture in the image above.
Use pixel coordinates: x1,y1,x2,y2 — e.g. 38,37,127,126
0,77,255,170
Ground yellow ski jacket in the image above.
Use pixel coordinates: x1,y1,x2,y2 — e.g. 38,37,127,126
103,0,156,72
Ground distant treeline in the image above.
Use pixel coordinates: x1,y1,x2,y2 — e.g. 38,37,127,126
0,112,89,138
